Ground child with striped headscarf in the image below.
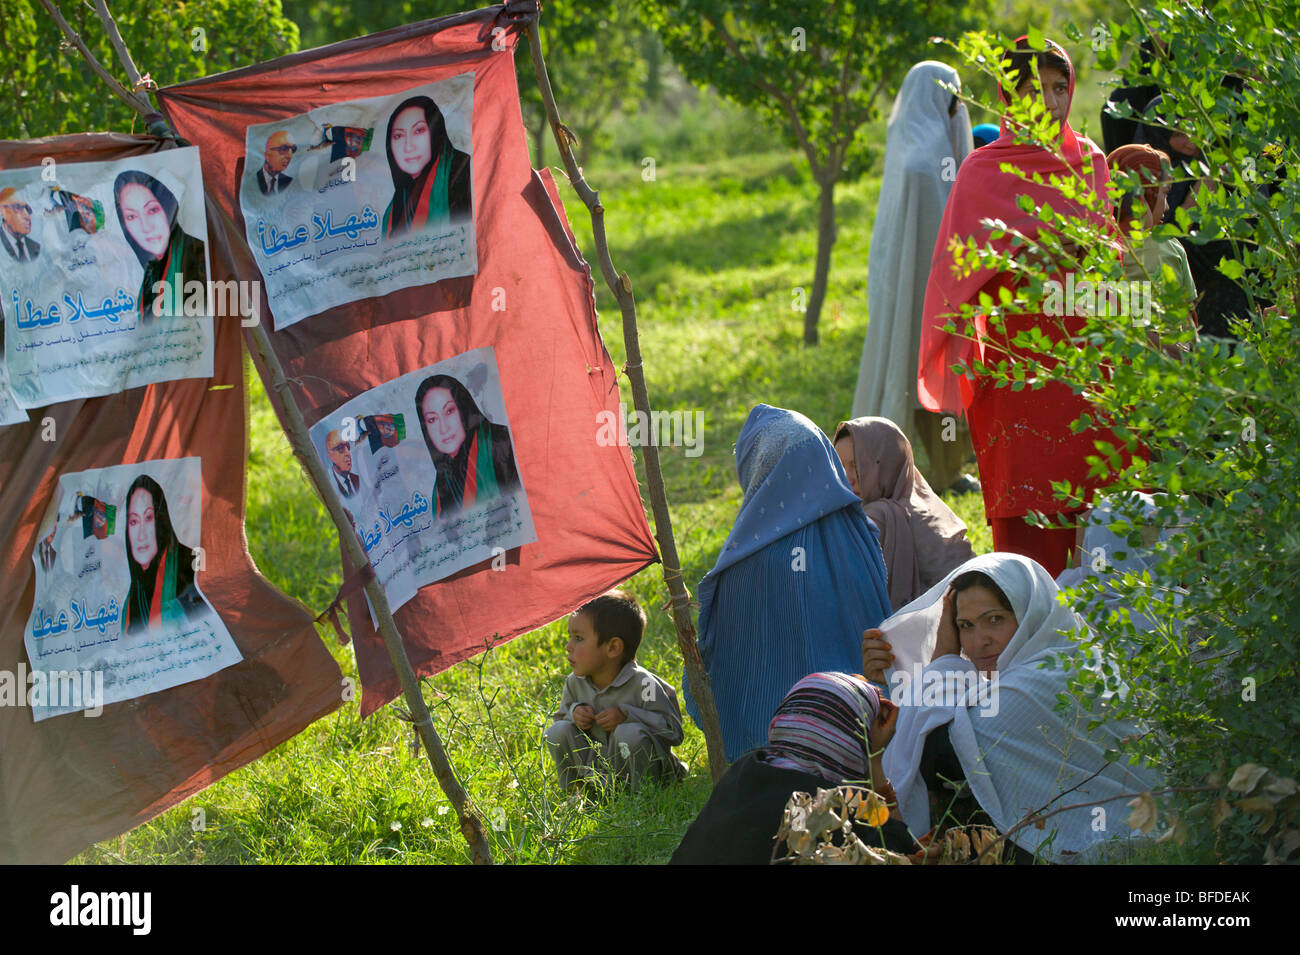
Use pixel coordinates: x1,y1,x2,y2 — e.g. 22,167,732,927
671,672,907,864
763,671,893,791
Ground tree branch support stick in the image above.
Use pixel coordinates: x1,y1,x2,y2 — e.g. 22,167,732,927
50,0,493,864
525,17,728,782
246,326,492,864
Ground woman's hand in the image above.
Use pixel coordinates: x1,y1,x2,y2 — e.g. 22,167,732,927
862,628,894,684
932,588,961,660
868,698,899,754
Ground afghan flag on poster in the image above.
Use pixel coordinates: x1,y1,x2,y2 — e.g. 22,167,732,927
325,125,373,162
50,188,105,235
362,413,404,452
79,495,115,539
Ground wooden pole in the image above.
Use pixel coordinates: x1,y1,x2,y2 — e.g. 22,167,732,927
245,328,492,865
44,0,494,864
524,16,729,782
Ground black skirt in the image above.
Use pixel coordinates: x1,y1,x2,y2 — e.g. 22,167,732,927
670,750,915,865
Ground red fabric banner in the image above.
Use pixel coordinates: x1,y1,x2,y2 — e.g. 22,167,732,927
158,5,659,716
0,133,345,864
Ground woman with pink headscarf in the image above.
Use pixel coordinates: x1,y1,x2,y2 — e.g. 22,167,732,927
834,416,973,611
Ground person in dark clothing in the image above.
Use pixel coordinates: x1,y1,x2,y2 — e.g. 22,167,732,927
1101,37,1162,153
671,671,916,864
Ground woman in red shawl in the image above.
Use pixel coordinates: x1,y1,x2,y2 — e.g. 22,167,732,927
918,37,1119,577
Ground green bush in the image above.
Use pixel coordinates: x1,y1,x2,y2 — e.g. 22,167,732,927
939,4,1300,863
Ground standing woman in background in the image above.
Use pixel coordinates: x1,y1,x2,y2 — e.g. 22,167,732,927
917,38,1121,578
852,61,976,493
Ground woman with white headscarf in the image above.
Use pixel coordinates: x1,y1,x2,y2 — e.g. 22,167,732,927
865,552,1160,862
851,61,976,491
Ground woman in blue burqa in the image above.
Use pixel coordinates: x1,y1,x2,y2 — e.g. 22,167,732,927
684,405,892,760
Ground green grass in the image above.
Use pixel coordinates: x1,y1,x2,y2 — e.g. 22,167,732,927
76,144,994,866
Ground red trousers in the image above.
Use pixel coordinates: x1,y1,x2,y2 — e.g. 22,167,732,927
989,515,1079,579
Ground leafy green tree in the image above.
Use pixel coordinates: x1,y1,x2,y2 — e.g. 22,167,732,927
283,0,651,166
939,4,1300,861
280,0,417,52
1,0,299,138
518,4,649,165
642,0,990,344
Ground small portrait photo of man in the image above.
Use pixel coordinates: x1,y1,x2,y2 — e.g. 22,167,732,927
326,429,360,499
0,186,40,263
257,131,297,195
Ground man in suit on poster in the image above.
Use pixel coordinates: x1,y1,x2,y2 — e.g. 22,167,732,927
257,131,297,195
0,187,40,262
326,429,361,499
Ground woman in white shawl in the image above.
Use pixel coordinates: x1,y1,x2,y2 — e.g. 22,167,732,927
866,553,1160,862
851,61,975,491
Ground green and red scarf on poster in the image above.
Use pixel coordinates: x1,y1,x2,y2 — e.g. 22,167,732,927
381,94,471,237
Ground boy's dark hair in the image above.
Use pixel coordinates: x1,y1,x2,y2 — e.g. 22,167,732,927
950,571,1015,614
578,589,645,667
1003,39,1071,94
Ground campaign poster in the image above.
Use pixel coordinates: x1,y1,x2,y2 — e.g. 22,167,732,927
25,457,242,721
239,74,477,330
0,147,214,407
309,347,535,616
0,330,26,426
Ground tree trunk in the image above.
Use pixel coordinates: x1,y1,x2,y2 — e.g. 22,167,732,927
804,174,838,345
532,112,545,167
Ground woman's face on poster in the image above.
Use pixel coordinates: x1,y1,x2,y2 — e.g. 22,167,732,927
119,183,171,260
127,487,158,569
390,106,433,178
422,386,466,456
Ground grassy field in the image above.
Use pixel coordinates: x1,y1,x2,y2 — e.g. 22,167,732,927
79,108,1008,865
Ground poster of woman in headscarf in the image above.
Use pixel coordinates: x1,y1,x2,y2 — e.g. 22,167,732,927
0,148,214,407
308,347,534,616
239,74,476,330
24,457,242,721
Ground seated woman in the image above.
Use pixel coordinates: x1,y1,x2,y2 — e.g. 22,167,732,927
863,553,1160,862
1056,491,1184,640
671,671,914,864
683,405,891,760
414,374,520,518
114,170,207,323
120,474,205,636
834,416,974,611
